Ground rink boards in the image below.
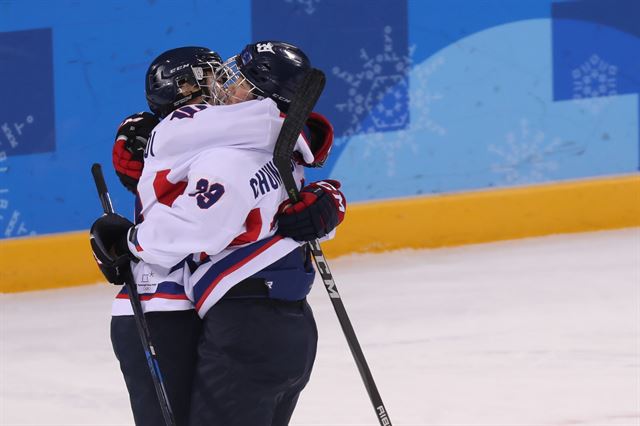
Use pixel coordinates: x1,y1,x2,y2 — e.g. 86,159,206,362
1,174,638,293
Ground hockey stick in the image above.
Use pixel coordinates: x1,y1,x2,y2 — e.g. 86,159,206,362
90,163,177,426
273,69,392,426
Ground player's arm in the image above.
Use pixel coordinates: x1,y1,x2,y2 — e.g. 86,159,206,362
89,177,347,284
126,155,255,268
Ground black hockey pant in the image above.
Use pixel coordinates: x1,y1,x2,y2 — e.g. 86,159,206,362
111,310,202,426
189,298,318,426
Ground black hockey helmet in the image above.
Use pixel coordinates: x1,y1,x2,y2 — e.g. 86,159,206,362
145,46,222,118
213,41,311,112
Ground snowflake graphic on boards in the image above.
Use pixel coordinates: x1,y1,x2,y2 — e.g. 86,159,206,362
333,26,412,138
399,55,446,138
284,0,320,15
0,115,35,238
572,54,618,114
361,55,447,178
360,126,424,177
0,152,7,214
489,119,582,184
0,150,31,238
334,25,446,176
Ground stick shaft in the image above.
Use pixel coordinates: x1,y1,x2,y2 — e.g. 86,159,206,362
91,163,176,426
272,71,392,426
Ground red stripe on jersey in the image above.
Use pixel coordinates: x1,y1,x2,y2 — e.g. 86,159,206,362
129,227,144,252
139,293,189,301
229,208,262,246
195,235,284,312
153,169,187,207
116,292,189,301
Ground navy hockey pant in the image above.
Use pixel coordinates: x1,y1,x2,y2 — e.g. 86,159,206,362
189,298,318,426
111,310,201,426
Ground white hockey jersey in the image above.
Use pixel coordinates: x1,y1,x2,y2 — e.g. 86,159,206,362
113,99,315,317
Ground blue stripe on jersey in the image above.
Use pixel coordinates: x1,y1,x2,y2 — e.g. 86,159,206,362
192,236,281,306
168,255,194,274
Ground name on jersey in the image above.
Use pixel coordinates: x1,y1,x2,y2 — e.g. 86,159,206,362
249,161,282,199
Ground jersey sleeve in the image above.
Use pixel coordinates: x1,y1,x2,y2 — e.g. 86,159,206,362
128,149,255,268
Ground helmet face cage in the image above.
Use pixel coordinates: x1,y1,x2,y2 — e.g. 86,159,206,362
191,57,221,105
212,55,265,106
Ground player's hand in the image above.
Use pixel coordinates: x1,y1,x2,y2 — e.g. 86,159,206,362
277,180,346,241
89,213,135,285
112,112,160,193
296,112,333,167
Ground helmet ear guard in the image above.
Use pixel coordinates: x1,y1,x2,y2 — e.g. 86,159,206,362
191,59,220,104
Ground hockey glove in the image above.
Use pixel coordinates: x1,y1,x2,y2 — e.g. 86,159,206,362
296,112,333,168
89,213,135,285
277,180,346,242
112,112,160,193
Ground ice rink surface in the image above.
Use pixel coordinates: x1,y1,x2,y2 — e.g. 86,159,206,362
2,229,639,426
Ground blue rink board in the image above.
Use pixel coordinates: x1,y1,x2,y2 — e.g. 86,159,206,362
0,0,637,238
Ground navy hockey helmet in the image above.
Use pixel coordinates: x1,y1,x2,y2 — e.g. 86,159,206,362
213,41,311,112
145,46,222,118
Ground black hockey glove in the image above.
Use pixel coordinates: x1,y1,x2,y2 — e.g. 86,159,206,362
277,180,347,242
89,213,135,285
112,112,160,193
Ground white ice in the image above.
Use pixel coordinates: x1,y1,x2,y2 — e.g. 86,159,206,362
1,229,639,426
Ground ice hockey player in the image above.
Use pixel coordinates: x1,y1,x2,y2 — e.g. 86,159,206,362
107,46,221,426
97,42,343,425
